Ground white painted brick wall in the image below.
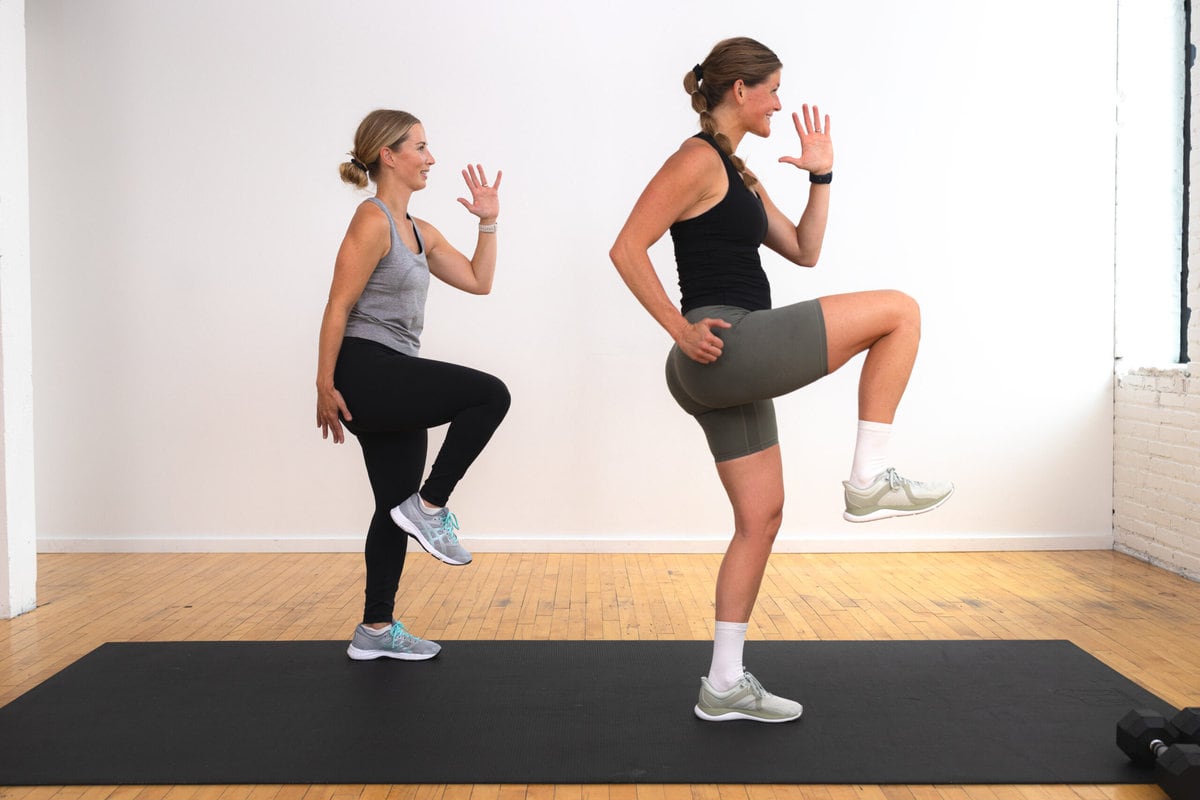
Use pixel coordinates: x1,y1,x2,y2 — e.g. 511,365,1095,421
1114,368,1200,581
1113,3,1200,582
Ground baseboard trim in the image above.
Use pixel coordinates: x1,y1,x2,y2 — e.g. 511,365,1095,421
37,532,1115,554
1114,542,1199,582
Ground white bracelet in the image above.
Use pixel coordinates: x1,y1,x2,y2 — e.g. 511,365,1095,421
478,223,498,234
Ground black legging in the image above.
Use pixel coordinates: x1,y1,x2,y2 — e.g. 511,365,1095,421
335,336,511,624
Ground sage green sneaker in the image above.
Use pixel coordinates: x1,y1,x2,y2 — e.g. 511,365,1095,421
843,467,954,522
694,672,803,723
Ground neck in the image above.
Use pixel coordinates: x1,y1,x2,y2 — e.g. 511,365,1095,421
708,106,747,152
374,179,414,218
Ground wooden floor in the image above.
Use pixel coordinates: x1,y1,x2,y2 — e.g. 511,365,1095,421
2,549,1199,800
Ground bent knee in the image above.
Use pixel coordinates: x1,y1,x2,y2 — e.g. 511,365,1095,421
883,289,919,316
489,376,512,414
883,290,921,334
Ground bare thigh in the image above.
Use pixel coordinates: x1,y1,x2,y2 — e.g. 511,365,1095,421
819,290,920,373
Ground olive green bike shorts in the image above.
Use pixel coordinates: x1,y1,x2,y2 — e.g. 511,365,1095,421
665,300,829,462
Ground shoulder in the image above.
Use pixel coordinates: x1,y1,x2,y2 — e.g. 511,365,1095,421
334,200,392,268
409,215,435,238
355,198,387,220
349,199,391,238
409,216,446,251
654,135,724,189
671,135,723,169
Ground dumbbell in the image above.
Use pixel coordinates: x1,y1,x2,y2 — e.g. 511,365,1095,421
1173,706,1200,744
1116,708,1200,800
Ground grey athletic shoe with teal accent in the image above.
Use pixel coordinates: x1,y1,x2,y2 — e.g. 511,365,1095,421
694,672,803,723
390,493,472,565
346,621,441,661
842,467,954,522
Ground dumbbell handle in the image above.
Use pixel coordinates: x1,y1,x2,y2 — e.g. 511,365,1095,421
1150,738,1170,758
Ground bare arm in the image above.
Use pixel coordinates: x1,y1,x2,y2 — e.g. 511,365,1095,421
762,104,834,267
424,164,502,295
316,202,391,444
609,141,734,364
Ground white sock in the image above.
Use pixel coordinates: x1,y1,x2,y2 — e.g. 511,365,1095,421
363,624,390,635
419,497,442,515
849,420,892,488
707,621,749,692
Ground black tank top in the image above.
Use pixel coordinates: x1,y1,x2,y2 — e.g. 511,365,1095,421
669,133,770,314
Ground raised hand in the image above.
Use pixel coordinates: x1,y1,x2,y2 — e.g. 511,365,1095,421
778,104,833,176
457,163,502,222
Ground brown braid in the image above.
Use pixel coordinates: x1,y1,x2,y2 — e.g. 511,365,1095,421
683,37,782,190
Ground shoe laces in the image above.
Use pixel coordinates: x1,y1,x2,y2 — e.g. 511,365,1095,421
883,468,909,490
433,511,460,545
388,621,417,647
740,671,767,697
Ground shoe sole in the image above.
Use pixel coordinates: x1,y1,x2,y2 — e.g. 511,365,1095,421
346,644,440,661
693,704,803,723
389,507,472,566
843,486,955,523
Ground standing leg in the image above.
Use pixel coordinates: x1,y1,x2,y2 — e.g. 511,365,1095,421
343,428,443,661
694,445,803,723
357,429,427,625
712,446,785,625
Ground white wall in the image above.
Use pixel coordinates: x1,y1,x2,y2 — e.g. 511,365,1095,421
26,0,1118,553
1,0,37,616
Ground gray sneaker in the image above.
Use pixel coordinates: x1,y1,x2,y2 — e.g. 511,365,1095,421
346,621,441,661
843,467,954,523
390,493,473,565
694,672,803,723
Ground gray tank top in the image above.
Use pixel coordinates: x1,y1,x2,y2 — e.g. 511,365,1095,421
343,197,430,356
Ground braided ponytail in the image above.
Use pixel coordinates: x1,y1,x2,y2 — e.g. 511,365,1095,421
684,37,782,190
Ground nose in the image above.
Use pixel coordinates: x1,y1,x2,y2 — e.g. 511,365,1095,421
426,149,436,165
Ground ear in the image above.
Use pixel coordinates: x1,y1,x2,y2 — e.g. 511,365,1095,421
732,79,747,105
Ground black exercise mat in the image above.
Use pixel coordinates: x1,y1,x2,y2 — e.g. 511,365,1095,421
0,640,1171,785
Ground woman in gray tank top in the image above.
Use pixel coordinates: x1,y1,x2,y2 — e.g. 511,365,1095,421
316,109,510,662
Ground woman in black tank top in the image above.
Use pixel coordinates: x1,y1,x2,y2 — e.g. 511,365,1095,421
611,37,953,723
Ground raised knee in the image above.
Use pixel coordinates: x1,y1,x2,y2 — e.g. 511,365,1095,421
490,377,512,414
886,289,919,315
886,290,921,333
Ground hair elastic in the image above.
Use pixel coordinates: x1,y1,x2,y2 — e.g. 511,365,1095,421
692,64,704,81
349,156,368,172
